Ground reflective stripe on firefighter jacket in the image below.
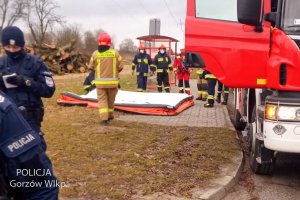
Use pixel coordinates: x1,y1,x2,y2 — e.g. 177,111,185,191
132,53,152,74
196,69,204,75
152,52,172,73
88,50,123,88
204,70,216,79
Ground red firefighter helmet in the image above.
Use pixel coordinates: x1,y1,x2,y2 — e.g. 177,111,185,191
158,44,166,49
98,32,111,46
138,44,145,50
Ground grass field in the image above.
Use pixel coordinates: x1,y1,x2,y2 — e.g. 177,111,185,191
42,70,240,199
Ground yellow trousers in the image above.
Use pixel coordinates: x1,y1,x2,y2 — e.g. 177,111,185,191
97,88,118,121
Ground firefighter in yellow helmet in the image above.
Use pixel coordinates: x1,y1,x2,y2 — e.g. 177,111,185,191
88,32,123,125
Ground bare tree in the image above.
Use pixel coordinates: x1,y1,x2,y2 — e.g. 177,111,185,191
0,0,27,34
119,38,137,53
83,29,104,54
83,30,97,54
25,0,64,45
55,24,83,49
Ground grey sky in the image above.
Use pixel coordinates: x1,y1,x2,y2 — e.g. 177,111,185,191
56,0,186,48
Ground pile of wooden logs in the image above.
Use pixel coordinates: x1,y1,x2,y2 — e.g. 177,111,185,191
26,40,90,74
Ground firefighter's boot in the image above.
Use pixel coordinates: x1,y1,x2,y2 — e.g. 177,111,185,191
216,93,221,103
100,120,109,126
221,93,229,105
157,85,163,93
204,98,214,108
204,103,214,108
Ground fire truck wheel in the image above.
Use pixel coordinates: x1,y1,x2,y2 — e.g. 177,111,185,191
249,107,274,175
234,109,246,131
233,89,246,131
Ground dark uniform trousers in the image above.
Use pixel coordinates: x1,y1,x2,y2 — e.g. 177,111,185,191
152,52,172,93
0,91,58,199
216,80,229,104
137,73,148,91
204,71,217,107
178,79,190,94
132,53,152,92
157,70,170,93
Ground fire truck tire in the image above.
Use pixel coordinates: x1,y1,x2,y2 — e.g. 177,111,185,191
249,107,274,175
234,109,246,131
233,89,246,131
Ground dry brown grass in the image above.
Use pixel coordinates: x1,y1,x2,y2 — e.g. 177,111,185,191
42,72,240,199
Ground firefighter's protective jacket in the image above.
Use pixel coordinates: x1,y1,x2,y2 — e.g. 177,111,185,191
152,52,172,73
132,53,152,75
88,49,123,88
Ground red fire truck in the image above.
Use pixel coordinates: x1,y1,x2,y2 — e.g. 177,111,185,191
185,0,300,174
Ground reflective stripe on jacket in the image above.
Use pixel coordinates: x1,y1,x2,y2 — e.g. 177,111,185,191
152,52,172,72
132,53,152,73
88,49,123,88
196,69,204,75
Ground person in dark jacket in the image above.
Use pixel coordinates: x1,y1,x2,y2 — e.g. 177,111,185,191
0,90,59,199
132,44,152,92
0,26,55,151
151,44,173,93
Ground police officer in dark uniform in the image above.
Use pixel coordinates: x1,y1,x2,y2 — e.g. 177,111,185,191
0,26,55,151
132,44,152,92
151,44,173,93
0,90,59,199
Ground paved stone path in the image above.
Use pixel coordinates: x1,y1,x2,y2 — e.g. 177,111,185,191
118,79,233,128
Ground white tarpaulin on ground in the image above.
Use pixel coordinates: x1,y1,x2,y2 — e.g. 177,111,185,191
57,89,194,115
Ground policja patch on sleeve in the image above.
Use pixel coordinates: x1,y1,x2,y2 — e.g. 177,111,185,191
45,76,54,87
1,131,41,158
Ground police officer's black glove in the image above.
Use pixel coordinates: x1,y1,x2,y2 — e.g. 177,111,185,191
6,75,26,87
0,74,4,85
0,77,4,91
